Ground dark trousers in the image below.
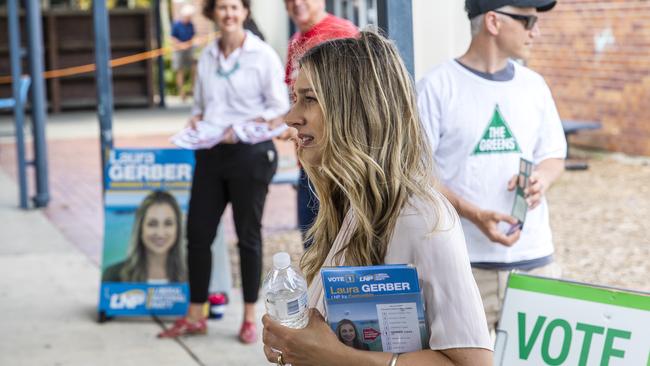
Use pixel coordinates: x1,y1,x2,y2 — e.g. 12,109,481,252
297,168,319,249
186,141,277,304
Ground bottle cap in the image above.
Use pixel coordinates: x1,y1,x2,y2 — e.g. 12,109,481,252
273,252,291,269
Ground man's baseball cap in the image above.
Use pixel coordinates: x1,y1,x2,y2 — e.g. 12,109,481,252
465,0,556,19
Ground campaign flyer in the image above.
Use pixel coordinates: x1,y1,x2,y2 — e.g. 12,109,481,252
321,264,429,353
98,148,194,317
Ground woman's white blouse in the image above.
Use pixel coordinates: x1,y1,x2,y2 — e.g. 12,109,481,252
307,193,493,351
384,193,493,350
192,31,290,127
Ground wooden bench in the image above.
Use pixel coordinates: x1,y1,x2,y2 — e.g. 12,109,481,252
561,120,602,170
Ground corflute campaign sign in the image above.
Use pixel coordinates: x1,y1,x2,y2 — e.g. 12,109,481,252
321,265,428,353
495,273,650,366
98,149,194,318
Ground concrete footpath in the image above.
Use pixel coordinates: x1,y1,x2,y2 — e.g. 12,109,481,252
0,102,274,365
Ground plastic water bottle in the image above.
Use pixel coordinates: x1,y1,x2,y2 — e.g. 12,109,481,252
263,252,309,329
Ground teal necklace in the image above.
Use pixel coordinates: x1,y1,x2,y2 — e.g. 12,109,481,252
216,57,240,79
216,39,243,79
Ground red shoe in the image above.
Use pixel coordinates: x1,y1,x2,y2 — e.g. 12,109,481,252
157,318,207,338
238,321,257,344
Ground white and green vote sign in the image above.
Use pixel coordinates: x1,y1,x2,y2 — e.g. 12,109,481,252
495,274,650,365
473,104,521,155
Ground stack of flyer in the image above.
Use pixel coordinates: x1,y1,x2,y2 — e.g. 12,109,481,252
232,121,288,144
171,121,288,150
170,121,227,150
321,264,428,353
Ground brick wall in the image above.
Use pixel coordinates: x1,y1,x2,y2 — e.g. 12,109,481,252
528,0,650,156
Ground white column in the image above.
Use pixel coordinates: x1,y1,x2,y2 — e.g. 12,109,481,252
412,0,470,79
250,0,290,62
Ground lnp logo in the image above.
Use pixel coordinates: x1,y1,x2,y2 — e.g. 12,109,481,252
360,273,390,282
109,289,146,309
472,104,521,155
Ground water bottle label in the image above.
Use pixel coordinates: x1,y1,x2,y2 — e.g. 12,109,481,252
274,292,308,319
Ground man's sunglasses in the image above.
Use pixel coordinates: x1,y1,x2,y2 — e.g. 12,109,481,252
492,10,538,30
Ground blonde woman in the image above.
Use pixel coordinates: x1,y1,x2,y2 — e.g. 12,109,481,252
262,32,493,366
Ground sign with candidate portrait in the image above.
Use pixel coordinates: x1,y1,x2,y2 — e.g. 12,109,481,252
98,148,195,318
494,273,650,366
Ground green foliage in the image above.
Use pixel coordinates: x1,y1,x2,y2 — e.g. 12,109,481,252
163,55,178,95
162,54,194,96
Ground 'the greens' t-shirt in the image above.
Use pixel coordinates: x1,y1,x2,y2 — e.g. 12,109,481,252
416,60,566,264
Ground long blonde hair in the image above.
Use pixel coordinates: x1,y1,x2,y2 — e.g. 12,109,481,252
299,31,440,284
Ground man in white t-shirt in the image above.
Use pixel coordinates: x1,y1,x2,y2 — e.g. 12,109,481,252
417,0,566,332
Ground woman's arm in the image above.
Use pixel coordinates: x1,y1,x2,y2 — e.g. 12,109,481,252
262,311,493,366
258,48,290,121
316,346,492,366
340,347,492,366
190,58,204,122
394,348,492,366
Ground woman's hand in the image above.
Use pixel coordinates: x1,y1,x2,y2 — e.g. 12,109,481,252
262,309,349,366
220,127,239,144
263,309,493,366
187,114,202,130
253,116,293,140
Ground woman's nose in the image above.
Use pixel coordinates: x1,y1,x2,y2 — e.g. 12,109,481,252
284,106,304,128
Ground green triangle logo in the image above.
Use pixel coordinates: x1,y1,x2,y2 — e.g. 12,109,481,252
472,104,521,155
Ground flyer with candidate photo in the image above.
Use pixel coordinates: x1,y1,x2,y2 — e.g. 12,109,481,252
321,265,429,353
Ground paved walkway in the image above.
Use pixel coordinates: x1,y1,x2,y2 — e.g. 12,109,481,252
0,102,293,365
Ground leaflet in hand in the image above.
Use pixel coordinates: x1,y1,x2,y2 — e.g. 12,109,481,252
508,157,533,234
232,121,288,144
321,264,428,353
171,121,288,150
170,121,227,150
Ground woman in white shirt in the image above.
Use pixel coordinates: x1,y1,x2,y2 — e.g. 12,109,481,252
261,31,493,365
158,0,289,343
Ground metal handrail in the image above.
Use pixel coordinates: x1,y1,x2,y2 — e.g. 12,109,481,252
5,0,30,208
0,76,30,110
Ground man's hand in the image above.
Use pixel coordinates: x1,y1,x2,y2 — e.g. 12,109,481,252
471,209,521,246
438,184,523,246
507,171,549,210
